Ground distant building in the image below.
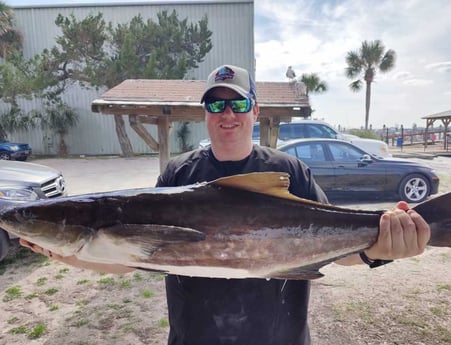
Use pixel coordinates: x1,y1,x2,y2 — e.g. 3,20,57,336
7,1,254,155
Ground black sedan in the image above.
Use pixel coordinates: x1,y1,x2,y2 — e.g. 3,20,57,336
278,138,439,203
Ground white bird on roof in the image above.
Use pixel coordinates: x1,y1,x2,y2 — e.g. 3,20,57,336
286,66,296,82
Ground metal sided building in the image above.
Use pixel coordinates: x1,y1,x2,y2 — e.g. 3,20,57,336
7,1,254,156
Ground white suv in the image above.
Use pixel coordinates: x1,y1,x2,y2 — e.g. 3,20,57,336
199,120,391,158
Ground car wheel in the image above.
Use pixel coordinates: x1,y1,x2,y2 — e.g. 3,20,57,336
0,151,11,160
398,174,430,203
0,229,11,261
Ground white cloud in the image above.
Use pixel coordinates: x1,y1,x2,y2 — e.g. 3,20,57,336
425,61,451,73
255,0,451,128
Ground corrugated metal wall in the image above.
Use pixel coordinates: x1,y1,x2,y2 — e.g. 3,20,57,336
5,1,254,156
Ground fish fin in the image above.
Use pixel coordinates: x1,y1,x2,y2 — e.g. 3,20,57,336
99,224,205,256
413,192,451,248
211,172,304,202
269,266,324,280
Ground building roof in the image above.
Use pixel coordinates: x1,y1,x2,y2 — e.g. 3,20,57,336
92,79,310,122
422,110,451,120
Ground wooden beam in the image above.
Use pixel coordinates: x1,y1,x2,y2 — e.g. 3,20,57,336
157,116,171,172
129,115,159,152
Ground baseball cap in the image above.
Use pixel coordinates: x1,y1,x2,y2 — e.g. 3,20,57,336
200,65,257,103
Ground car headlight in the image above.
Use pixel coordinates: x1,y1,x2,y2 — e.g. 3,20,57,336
9,145,19,151
0,186,39,201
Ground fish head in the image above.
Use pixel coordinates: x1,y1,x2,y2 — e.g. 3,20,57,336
0,201,93,256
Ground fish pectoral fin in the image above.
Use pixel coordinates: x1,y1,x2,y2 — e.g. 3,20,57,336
98,224,205,256
269,266,324,280
101,223,205,242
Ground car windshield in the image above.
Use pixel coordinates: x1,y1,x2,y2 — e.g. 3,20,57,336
252,122,339,141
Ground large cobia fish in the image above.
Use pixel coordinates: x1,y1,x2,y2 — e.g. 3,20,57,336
0,172,450,280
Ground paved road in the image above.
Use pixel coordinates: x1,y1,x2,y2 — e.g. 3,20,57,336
33,156,161,195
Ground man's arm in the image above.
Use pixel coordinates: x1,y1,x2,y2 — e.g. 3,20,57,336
336,201,431,266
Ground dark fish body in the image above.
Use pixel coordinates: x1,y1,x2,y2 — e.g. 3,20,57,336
0,172,449,280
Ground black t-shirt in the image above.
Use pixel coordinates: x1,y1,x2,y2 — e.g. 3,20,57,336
156,145,328,345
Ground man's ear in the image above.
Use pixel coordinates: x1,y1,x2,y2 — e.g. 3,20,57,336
253,103,259,121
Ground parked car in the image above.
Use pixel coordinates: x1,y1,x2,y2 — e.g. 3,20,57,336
0,160,67,260
199,120,391,158
278,138,439,203
0,140,32,161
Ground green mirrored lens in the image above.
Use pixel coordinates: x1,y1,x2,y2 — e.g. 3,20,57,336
231,99,251,113
205,99,252,113
206,100,226,113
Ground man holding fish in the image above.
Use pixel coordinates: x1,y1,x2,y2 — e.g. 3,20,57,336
20,65,431,345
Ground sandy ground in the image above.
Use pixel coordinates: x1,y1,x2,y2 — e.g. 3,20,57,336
0,153,450,344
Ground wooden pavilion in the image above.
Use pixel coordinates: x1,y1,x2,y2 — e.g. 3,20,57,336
91,79,311,171
422,110,451,150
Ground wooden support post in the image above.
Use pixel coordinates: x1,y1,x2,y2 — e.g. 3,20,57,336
269,117,281,148
259,117,270,147
157,116,171,173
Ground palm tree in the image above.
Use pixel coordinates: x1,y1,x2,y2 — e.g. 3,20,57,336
0,1,22,59
300,73,328,96
345,40,396,130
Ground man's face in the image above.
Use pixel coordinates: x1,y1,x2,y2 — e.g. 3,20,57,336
205,87,258,152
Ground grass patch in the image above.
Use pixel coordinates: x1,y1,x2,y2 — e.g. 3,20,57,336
142,290,154,298
430,306,448,317
332,301,373,322
159,318,169,328
437,284,451,292
7,317,19,324
120,279,132,288
25,292,39,300
97,277,115,285
28,324,47,339
436,326,451,343
8,325,28,335
3,286,22,302
44,288,59,296
49,304,59,311
77,279,90,285
35,277,48,286
8,323,47,339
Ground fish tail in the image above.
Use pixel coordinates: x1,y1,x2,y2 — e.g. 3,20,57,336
412,192,451,247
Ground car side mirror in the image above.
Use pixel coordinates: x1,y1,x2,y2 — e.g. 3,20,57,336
360,154,373,163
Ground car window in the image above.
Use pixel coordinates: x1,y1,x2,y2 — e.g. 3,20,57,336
328,142,362,161
252,124,260,140
283,143,325,162
305,124,338,139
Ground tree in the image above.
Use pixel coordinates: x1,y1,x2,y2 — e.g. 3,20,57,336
345,40,396,130
46,10,213,156
0,1,23,59
299,73,328,96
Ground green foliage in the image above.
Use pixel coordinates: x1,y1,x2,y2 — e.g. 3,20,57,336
299,73,328,96
51,10,213,89
0,1,23,58
3,286,22,302
176,121,194,152
345,40,396,129
348,128,379,139
28,323,47,339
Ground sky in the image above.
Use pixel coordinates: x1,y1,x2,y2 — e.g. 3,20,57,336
5,0,451,129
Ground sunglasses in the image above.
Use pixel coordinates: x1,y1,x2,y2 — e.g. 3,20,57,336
204,98,254,113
